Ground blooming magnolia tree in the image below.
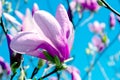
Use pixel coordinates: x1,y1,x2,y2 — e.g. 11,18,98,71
0,0,120,80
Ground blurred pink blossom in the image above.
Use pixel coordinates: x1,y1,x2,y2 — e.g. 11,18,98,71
67,66,81,80
0,56,11,75
92,35,105,52
110,12,116,28
49,77,57,80
70,0,100,12
89,21,105,33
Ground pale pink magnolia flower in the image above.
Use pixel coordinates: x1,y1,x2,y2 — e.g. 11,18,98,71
67,66,81,80
10,4,74,62
0,56,11,75
89,21,105,33
85,0,100,11
70,0,99,12
110,12,116,28
92,35,105,52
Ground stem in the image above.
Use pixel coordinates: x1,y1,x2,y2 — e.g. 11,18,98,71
66,0,75,29
101,0,120,16
10,72,16,80
97,62,109,80
38,68,59,80
57,72,60,80
31,67,39,79
82,28,120,80
80,13,94,26
0,18,7,36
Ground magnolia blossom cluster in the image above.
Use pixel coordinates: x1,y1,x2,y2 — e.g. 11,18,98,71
86,21,109,55
110,12,116,29
70,0,100,13
0,56,11,76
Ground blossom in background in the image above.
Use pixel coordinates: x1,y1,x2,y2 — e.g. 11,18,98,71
49,77,57,80
86,21,109,55
86,34,109,55
70,0,100,13
67,66,81,80
89,21,105,34
110,12,116,29
10,4,74,62
0,56,11,75
14,3,39,31
92,35,105,52
6,34,22,68
116,16,120,22
32,3,39,16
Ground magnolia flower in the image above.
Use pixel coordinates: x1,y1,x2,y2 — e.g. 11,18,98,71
110,12,116,28
49,77,57,80
92,35,105,52
0,56,11,75
67,66,81,80
70,0,100,13
10,4,74,62
89,21,105,33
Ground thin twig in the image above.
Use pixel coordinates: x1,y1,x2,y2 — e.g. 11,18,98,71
82,28,120,80
30,67,39,79
101,0,120,16
38,68,59,80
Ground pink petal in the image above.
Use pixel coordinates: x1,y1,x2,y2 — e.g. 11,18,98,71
33,10,63,44
27,49,46,59
68,30,74,51
0,1,2,17
10,32,64,61
70,1,77,11
15,10,24,20
10,32,43,53
33,10,71,61
56,4,73,38
3,13,21,26
92,35,102,47
72,72,81,80
110,12,116,27
32,3,39,16
22,8,44,33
